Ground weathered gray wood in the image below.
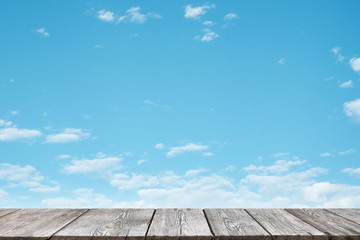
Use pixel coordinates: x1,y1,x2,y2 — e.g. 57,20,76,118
147,208,212,240
247,209,327,240
286,209,360,240
204,208,270,240
0,209,18,218
327,209,360,224
0,208,87,240
53,208,154,240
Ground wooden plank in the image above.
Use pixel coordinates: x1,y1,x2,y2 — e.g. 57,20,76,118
0,208,87,240
204,208,270,240
147,208,212,240
247,209,327,240
286,209,360,240
53,208,154,240
327,209,360,224
0,209,18,218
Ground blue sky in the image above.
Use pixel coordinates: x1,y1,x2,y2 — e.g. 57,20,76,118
1,0,360,207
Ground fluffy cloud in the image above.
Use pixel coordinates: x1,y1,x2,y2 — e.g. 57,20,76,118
143,100,173,110
166,143,208,157
203,20,215,26
339,149,356,155
342,168,360,177
97,9,114,22
46,157,360,207
45,128,90,143
0,120,41,141
344,99,360,122
201,30,219,42
0,163,59,193
278,58,286,65
184,4,215,19
224,13,237,21
35,28,50,37
63,153,122,174
154,143,164,149
42,188,151,208
349,57,360,72
117,7,161,24
331,47,345,63
339,80,353,88
320,152,334,157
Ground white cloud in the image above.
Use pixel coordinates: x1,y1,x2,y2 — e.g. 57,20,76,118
349,57,360,72
339,80,353,88
45,128,90,143
117,7,161,24
63,153,122,174
9,79,15,83
166,143,208,157
0,163,59,193
342,168,360,177
56,154,71,159
202,152,214,157
184,4,215,19
46,158,360,207
203,20,215,26
244,159,306,173
224,13,237,21
154,143,164,150
320,152,334,157
331,47,341,55
331,47,344,63
137,159,148,165
198,29,219,42
278,58,286,65
35,28,50,37
143,100,173,110
344,99,360,122
30,185,60,193
97,9,114,22
339,149,356,155
42,188,151,208
0,120,41,141
10,110,20,115
111,173,159,190
273,152,289,157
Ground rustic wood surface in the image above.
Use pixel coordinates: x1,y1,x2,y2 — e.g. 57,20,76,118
53,208,154,240
0,208,18,218
327,208,360,224
204,208,270,240
0,208,87,240
0,208,359,240
286,208,360,240
147,208,212,240
247,209,327,240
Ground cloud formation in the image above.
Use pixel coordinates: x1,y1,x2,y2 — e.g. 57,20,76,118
97,9,114,22
35,28,50,37
63,153,122,174
224,13,237,21
184,4,215,19
344,99,360,122
45,128,90,143
117,7,161,24
166,143,208,157
349,57,360,72
0,120,41,141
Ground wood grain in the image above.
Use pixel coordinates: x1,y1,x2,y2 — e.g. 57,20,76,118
326,209,360,224
0,208,87,240
147,208,212,240
53,208,154,240
286,208,360,240
0,209,18,218
204,208,270,240
247,209,327,240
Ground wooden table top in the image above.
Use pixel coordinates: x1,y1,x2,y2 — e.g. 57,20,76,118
0,208,359,240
